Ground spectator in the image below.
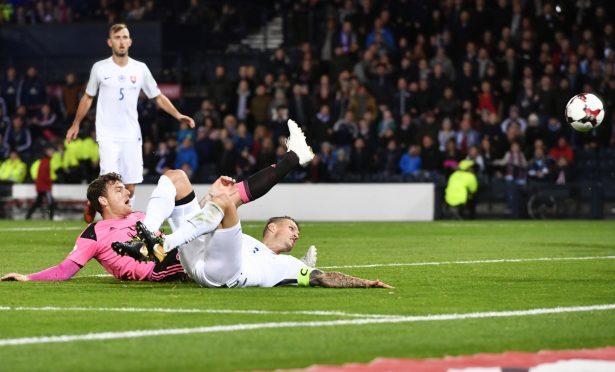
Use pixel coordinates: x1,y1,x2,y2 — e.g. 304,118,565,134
3,116,32,160
310,105,333,150
391,77,412,121
465,145,485,175
59,72,81,122
176,121,195,145
0,150,27,183
554,156,571,185
500,106,527,134
249,84,272,126
527,146,552,183
396,113,416,149
349,85,377,121
192,98,221,128
438,117,456,152
26,145,58,220
442,138,461,176
445,159,478,220
30,103,58,141
494,141,528,185
377,109,396,138
231,80,251,123
399,144,422,176
348,137,372,174
456,115,480,156
217,138,238,177
288,84,313,129
332,110,358,152
209,65,232,112
17,66,46,114
175,136,198,179
1,67,20,116
436,87,461,122
548,136,574,164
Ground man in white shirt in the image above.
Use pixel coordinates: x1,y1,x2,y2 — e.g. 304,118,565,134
66,23,194,216
113,120,392,289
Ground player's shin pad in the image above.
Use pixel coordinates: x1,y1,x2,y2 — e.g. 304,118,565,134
163,201,225,251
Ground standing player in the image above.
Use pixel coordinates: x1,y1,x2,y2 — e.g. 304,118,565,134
1,120,316,283
66,23,194,214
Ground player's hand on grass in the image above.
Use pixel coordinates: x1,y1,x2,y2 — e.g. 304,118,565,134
177,114,195,128
370,280,394,289
1,273,30,282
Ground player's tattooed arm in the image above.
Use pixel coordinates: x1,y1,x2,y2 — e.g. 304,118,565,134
308,269,393,288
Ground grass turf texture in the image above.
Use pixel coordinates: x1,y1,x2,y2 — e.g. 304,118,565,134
0,220,614,371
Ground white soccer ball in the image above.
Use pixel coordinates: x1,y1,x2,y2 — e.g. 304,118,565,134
565,93,605,132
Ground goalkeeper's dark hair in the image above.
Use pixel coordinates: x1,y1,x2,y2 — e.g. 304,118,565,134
87,172,124,215
262,216,300,237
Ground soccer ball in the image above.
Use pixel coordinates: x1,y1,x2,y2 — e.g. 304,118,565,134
565,93,605,132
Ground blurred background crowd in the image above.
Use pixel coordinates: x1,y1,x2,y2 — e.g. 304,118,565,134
0,0,614,189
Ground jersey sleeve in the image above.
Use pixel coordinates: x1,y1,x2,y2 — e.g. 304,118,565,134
66,225,99,266
141,63,161,99
85,63,100,97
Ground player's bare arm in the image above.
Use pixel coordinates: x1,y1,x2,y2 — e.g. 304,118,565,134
154,94,195,128
309,269,393,289
66,93,94,142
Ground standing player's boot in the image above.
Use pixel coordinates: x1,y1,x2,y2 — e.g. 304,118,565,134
285,119,315,166
300,245,318,267
135,221,167,263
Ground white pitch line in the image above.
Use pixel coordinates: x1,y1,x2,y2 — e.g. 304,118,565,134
0,306,397,319
0,304,613,347
0,226,83,232
319,255,615,269
78,255,615,278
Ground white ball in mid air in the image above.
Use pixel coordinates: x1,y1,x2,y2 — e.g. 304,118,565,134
565,93,605,132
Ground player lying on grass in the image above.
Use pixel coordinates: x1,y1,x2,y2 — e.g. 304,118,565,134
0,120,317,282
112,172,393,289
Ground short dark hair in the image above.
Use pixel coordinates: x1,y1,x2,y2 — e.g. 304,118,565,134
262,216,299,237
86,173,123,215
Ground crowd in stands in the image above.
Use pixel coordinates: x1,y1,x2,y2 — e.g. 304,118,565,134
0,0,614,189
0,0,253,46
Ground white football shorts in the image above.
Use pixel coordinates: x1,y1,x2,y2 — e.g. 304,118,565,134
98,140,143,184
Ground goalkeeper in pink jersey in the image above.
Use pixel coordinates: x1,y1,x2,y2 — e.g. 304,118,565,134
1,120,317,283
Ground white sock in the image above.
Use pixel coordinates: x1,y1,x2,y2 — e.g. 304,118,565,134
163,202,224,252
142,175,176,231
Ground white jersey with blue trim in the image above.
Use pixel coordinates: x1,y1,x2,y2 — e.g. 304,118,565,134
85,57,160,142
237,234,307,288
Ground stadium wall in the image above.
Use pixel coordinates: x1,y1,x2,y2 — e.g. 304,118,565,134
11,184,435,221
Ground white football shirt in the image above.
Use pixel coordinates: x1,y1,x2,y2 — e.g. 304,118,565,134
237,234,308,288
85,57,160,142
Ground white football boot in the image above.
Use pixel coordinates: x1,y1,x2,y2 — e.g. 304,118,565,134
285,119,315,167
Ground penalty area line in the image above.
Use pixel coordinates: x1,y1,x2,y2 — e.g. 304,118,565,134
0,304,613,347
319,255,615,269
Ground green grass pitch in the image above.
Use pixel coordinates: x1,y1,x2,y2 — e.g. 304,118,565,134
0,220,614,371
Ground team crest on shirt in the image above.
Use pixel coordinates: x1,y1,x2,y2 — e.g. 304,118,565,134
130,75,137,84
118,75,126,82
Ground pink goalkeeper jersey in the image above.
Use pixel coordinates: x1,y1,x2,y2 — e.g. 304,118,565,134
67,212,155,281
